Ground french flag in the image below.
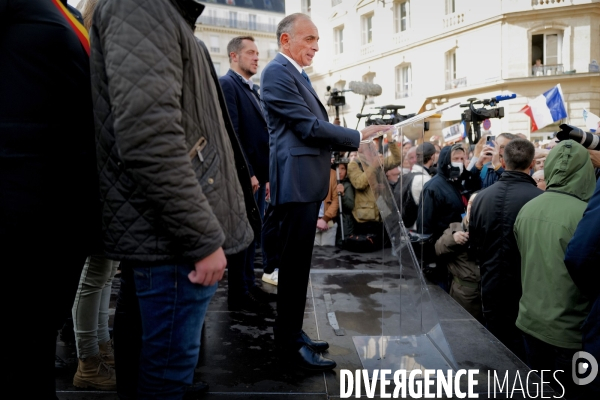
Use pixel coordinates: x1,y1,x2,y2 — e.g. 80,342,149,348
519,84,568,132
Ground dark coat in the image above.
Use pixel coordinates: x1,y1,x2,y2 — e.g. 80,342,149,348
0,0,99,251
470,171,542,316
416,146,480,242
219,69,269,183
260,53,359,206
565,179,600,368
90,0,257,263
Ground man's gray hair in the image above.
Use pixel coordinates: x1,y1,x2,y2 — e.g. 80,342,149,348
276,13,310,48
227,36,255,63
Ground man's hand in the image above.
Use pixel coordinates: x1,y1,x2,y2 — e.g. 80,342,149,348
189,247,226,286
474,135,486,158
588,149,600,168
476,145,495,169
336,183,344,195
265,182,270,202
250,176,259,194
452,231,469,245
361,125,392,141
316,218,328,231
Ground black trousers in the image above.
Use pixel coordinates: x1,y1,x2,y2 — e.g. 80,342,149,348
273,201,320,346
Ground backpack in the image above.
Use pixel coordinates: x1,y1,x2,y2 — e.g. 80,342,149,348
399,172,419,227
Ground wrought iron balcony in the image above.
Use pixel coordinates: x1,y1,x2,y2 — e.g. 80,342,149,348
532,64,564,76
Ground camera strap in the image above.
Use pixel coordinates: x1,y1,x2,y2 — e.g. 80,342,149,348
50,0,90,57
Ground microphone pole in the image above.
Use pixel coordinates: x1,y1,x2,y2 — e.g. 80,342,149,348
355,95,367,130
336,165,345,242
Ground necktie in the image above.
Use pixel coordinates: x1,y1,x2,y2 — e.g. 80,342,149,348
250,85,263,112
301,70,312,87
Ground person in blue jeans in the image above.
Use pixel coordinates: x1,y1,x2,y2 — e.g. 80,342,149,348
89,0,258,398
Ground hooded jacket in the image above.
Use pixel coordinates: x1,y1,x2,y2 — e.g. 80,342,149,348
90,0,256,263
416,145,481,241
514,140,596,349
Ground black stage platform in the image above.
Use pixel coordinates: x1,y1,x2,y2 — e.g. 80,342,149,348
55,245,554,399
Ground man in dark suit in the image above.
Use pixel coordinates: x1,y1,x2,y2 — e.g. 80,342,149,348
219,36,274,311
260,13,386,370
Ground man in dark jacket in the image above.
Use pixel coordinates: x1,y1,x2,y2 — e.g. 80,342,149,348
219,36,274,311
416,144,481,291
1,1,100,398
90,0,257,398
564,179,600,396
470,139,542,361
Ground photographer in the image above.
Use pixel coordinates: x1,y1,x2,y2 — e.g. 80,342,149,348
332,155,356,247
514,140,596,399
348,134,402,246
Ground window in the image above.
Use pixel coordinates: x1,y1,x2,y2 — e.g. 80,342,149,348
334,26,344,55
445,50,456,82
301,0,311,14
532,32,563,75
229,11,238,28
249,14,257,30
213,62,221,76
395,64,412,98
394,1,410,33
362,13,373,45
210,36,220,53
445,0,455,14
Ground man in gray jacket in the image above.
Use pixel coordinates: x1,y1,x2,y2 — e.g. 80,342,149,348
90,0,257,398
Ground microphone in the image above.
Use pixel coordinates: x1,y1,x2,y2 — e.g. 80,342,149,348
348,81,382,97
495,94,517,102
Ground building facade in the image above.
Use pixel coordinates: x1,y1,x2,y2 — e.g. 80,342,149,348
194,0,286,83
286,0,600,142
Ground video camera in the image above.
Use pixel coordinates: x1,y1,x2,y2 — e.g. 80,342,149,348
460,94,516,143
555,124,600,150
332,151,350,166
357,104,417,127
326,86,349,108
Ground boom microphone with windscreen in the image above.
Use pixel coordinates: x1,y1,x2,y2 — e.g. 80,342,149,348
348,81,383,97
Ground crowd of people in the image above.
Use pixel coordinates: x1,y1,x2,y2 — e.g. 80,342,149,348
1,1,598,399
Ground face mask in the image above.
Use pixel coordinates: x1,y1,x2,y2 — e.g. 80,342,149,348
451,162,464,175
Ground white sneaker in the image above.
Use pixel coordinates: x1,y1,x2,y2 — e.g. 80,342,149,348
262,268,278,286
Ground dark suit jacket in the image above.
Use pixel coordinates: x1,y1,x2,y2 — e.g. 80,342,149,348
260,53,360,205
219,69,269,183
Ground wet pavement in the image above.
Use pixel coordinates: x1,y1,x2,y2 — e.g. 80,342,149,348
55,245,552,399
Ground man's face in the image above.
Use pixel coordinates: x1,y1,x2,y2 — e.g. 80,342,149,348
403,148,417,169
338,163,347,180
386,167,400,184
281,18,319,67
232,39,259,78
451,149,465,164
534,157,545,172
496,136,511,157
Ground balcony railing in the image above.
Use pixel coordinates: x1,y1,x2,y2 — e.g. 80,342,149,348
197,16,277,33
443,12,465,29
532,64,564,76
445,77,467,90
532,0,565,6
360,43,375,57
395,90,412,99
